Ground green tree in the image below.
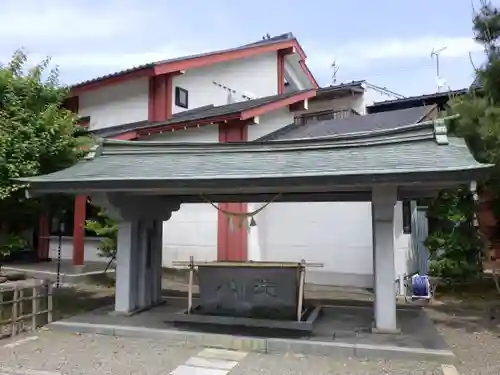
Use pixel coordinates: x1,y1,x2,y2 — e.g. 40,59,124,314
425,1,500,282
85,211,117,259
0,50,91,259
447,1,500,166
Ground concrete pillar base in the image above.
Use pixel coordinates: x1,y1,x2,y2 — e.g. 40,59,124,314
371,325,402,334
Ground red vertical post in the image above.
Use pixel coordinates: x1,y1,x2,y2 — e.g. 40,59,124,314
72,196,87,266
217,122,248,261
148,74,173,122
37,216,50,261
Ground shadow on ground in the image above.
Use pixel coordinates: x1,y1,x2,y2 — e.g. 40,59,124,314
51,286,115,320
425,275,500,335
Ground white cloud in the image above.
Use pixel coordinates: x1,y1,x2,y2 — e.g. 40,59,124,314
0,0,147,42
32,47,186,70
308,35,484,70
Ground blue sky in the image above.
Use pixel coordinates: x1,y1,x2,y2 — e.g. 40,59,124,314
0,0,491,96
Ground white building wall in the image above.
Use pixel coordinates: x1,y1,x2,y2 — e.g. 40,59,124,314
144,108,411,288
297,93,366,115
172,53,278,114
49,237,107,263
295,85,402,117
363,86,401,108
148,110,294,268
78,77,149,130
73,61,412,287
145,126,220,266
247,109,294,140
254,201,410,287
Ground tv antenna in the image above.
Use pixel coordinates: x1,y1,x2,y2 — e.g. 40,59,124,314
331,60,340,85
431,46,448,92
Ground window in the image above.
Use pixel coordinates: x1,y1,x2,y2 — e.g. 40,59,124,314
175,86,188,108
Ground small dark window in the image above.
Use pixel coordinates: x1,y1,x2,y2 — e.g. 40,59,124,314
175,86,188,108
402,200,412,234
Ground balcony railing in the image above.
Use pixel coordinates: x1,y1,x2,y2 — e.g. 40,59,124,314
294,108,359,125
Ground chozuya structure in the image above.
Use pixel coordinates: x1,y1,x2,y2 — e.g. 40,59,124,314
17,117,491,332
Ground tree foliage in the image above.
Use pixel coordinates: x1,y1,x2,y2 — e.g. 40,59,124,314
425,188,483,282
424,1,500,282
447,1,500,166
0,50,91,253
85,211,117,258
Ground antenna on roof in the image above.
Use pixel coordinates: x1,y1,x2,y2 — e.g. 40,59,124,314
431,46,448,92
331,60,340,85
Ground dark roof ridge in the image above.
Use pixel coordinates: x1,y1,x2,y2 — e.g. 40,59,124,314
96,121,442,158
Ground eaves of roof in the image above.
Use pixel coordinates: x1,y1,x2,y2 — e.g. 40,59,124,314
369,89,468,108
70,33,318,96
135,89,316,137
18,121,492,196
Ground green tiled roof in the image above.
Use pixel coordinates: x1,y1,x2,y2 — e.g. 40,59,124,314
16,121,492,194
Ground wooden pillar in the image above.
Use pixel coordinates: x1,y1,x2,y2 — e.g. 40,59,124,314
217,122,248,261
37,216,50,261
277,50,286,95
148,74,173,122
72,196,87,266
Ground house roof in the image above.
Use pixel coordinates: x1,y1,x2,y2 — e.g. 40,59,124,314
315,81,404,100
90,105,217,139
314,81,365,99
259,105,436,141
70,33,318,95
90,89,315,139
18,120,491,196
368,89,468,113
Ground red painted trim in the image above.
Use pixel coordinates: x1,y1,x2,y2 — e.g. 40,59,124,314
299,60,319,89
64,96,79,112
137,90,316,138
70,67,155,96
73,195,87,266
279,45,319,89
62,95,89,266
277,50,286,95
68,39,318,95
37,216,50,261
138,114,240,137
148,74,174,122
240,89,316,120
112,131,138,140
217,121,248,261
155,40,298,76
289,99,308,111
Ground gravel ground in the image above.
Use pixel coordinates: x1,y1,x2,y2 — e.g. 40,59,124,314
0,330,200,375
1,281,499,374
428,305,500,375
0,330,446,375
232,352,444,375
